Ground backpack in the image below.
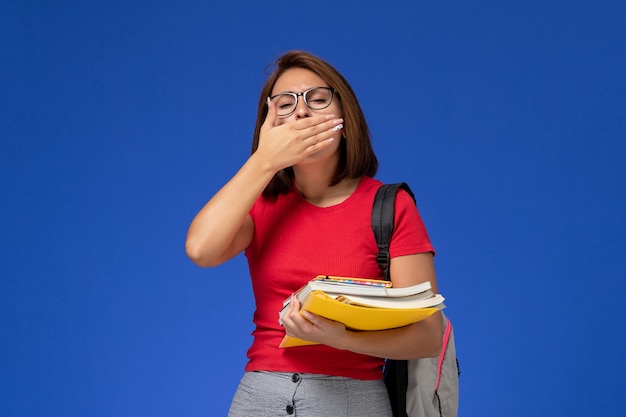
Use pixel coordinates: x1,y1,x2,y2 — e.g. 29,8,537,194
372,182,460,417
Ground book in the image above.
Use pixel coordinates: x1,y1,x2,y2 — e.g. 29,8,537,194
335,293,444,310
278,276,434,324
283,275,433,306
278,276,445,348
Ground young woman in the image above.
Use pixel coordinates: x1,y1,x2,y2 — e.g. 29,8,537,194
186,50,442,417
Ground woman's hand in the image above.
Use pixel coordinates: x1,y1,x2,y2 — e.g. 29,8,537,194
256,98,344,172
281,295,348,348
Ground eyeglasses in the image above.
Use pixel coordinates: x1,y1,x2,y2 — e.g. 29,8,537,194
270,86,336,117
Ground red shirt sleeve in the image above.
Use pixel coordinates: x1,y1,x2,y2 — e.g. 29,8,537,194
389,188,435,258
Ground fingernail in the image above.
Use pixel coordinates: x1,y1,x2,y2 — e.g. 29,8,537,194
332,123,344,132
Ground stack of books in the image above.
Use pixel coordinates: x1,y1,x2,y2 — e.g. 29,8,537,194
278,275,445,348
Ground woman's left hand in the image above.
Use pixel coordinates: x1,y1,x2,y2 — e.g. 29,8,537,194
281,295,347,347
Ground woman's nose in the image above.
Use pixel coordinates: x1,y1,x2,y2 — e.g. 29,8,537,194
294,98,311,119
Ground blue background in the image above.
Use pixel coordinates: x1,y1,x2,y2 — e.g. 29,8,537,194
2,1,625,416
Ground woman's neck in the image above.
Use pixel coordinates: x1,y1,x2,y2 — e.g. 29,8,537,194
293,171,361,207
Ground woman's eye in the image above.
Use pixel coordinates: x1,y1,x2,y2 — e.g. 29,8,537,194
274,96,294,108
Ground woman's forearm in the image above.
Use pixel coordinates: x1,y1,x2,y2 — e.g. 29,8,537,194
185,153,275,267
334,312,443,360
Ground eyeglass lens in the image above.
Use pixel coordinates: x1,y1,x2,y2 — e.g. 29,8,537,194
272,87,333,116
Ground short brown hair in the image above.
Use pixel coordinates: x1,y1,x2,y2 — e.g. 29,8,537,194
252,50,378,197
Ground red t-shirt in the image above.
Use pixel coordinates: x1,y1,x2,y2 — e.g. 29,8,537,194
244,176,434,380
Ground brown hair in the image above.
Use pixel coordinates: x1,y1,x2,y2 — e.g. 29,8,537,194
252,50,378,197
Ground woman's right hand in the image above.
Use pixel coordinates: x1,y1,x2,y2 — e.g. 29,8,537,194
255,98,344,172
186,100,343,267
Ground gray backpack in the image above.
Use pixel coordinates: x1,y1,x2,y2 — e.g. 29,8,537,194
372,183,460,417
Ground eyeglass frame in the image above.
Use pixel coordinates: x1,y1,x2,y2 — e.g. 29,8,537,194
269,86,337,117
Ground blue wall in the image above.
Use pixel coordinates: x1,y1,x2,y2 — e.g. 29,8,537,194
2,1,625,415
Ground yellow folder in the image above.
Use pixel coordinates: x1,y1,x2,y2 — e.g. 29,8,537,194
279,290,443,348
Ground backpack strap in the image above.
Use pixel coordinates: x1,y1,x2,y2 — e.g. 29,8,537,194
372,182,415,281
435,317,453,391
373,182,415,417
